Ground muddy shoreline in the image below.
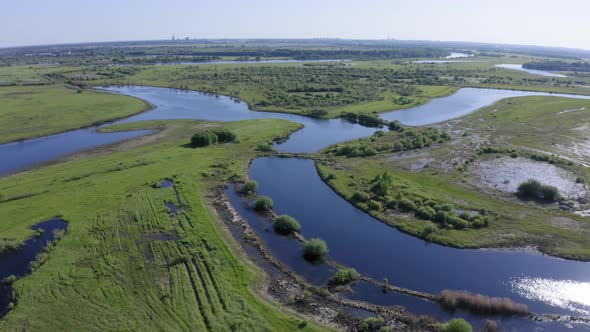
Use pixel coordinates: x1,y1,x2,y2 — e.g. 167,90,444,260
209,187,440,331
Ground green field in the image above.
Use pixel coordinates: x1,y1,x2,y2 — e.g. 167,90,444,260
316,96,590,259
0,84,148,143
0,119,326,331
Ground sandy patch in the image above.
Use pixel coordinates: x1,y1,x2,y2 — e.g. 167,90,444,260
471,157,588,200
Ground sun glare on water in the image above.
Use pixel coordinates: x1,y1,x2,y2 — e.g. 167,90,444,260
511,278,590,316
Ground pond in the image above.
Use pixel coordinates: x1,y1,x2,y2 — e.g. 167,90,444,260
0,218,68,318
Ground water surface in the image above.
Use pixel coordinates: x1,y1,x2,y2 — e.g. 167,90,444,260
495,64,567,78
0,219,68,318
247,157,590,325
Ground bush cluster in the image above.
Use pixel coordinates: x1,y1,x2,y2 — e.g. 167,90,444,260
253,195,273,211
516,179,561,202
329,267,358,285
358,317,390,332
391,128,450,152
190,128,237,147
303,238,328,261
273,215,301,235
442,319,472,332
336,143,378,157
340,112,386,128
373,190,488,230
241,181,258,194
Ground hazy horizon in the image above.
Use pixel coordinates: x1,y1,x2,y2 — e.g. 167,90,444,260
3,0,590,50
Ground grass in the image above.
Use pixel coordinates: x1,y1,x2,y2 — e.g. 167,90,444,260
460,96,590,161
0,118,326,331
0,84,148,143
316,96,590,259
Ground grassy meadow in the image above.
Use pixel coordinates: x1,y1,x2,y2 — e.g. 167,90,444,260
316,96,590,259
0,84,148,143
0,119,326,331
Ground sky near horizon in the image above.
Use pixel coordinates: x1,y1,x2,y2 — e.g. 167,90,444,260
2,0,590,49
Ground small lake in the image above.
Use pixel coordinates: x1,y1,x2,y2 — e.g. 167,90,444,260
495,64,567,78
0,218,68,318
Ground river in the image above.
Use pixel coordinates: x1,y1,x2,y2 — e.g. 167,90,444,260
2,85,590,330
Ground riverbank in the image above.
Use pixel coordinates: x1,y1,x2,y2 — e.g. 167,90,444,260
210,186,443,331
0,119,335,330
0,85,153,144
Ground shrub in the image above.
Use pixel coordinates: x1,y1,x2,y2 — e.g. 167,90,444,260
367,200,381,210
421,224,436,237
576,176,585,184
191,130,218,147
273,215,301,235
447,215,469,229
439,203,454,212
516,179,561,202
372,130,386,137
434,211,449,224
256,142,274,152
358,114,384,128
241,181,258,193
2,275,17,284
191,128,237,147
351,191,371,203
214,128,237,143
443,319,472,332
341,112,358,122
398,198,417,211
385,199,398,209
416,206,435,220
309,109,328,118
303,238,328,261
358,317,389,332
253,195,273,211
388,120,403,131
329,267,358,285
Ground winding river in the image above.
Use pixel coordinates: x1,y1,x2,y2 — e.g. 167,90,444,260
2,85,590,330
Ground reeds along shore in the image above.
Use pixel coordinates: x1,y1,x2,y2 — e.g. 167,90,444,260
440,290,530,316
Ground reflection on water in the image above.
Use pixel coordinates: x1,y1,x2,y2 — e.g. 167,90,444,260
511,277,590,316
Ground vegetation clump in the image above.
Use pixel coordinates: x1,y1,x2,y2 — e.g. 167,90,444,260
329,267,358,286
388,120,403,131
440,290,529,316
367,200,381,210
442,318,472,332
191,128,237,147
341,112,386,128
303,238,328,261
253,195,273,211
336,143,378,157
273,215,301,235
358,316,390,332
516,179,561,202
351,191,371,202
241,180,258,194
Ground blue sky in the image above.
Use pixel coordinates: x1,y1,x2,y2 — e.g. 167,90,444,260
2,0,590,49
